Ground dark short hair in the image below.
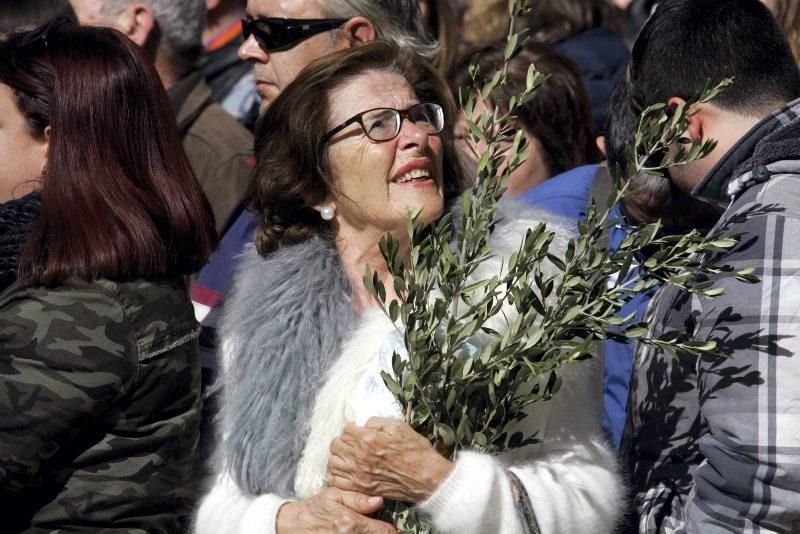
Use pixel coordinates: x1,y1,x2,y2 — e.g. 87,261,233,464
0,0,76,39
629,0,800,116
604,76,673,206
0,22,217,283
604,79,635,181
249,41,468,256
451,42,602,178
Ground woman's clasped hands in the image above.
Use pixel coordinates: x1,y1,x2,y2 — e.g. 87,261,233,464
327,417,454,503
276,488,395,533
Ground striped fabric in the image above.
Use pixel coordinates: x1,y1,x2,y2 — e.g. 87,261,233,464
621,98,800,533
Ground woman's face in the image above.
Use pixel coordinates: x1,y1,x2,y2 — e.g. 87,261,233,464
454,98,551,196
0,83,47,203
324,70,445,234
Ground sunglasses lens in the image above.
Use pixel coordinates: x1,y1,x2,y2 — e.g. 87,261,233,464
253,21,289,50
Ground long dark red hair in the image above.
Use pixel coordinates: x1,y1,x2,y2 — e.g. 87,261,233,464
0,22,217,283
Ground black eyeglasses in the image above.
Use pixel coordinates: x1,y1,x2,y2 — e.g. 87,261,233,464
241,16,348,52
322,103,445,144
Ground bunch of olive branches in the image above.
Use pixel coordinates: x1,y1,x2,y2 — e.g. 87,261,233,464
364,1,756,531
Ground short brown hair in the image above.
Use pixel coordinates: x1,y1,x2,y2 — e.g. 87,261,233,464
249,41,468,256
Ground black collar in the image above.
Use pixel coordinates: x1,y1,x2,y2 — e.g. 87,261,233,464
694,97,800,207
0,192,41,292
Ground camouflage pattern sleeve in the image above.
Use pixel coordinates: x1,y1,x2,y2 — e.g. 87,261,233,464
0,282,139,492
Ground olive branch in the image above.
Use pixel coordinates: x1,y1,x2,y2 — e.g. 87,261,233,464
364,1,757,530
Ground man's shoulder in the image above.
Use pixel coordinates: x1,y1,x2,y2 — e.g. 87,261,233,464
0,279,139,368
518,164,599,220
753,170,800,219
95,277,199,361
719,169,800,244
185,101,253,157
0,277,198,363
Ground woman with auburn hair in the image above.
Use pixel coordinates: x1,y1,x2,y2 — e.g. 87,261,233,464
0,20,216,531
197,41,621,534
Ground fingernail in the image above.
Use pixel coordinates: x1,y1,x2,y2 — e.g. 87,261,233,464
368,496,381,505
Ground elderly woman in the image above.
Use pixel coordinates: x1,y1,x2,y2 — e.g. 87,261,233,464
196,42,621,533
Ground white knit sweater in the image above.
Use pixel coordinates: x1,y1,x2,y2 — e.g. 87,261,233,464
195,310,622,533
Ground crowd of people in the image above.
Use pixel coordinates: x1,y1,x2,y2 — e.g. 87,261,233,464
0,0,799,532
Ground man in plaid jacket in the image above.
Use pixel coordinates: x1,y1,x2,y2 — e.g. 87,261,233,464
620,1,800,532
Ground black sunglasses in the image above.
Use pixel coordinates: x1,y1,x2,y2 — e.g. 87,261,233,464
322,103,445,144
241,16,348,52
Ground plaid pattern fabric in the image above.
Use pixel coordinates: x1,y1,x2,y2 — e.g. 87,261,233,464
621,98,800,533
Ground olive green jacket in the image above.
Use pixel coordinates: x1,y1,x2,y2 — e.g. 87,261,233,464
0,276,202,533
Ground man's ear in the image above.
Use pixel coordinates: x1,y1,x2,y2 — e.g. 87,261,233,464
595,135,606,157
341,16,377,47
668,96,704,142
116,4,155,47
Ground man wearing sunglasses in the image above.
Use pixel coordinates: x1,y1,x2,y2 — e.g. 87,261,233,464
238,0,435,111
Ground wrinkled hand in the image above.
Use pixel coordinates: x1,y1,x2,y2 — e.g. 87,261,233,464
327,417,454,503
276,487,396,533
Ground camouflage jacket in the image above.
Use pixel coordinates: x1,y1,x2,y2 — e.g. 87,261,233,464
0,276,202,533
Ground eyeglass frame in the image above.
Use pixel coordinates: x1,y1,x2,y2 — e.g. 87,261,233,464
321,102,445,144
241,16,349,53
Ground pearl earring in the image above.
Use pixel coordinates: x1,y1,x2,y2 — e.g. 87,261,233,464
320,205,335,221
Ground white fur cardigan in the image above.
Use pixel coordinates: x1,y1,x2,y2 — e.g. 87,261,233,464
194,200,623,533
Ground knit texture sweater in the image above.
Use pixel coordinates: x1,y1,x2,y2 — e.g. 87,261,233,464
195,200,624,533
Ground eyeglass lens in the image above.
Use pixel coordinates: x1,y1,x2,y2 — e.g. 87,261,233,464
361,103,444,141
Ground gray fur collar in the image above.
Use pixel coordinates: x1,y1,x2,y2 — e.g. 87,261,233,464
220,236,356,497
219,198,574,497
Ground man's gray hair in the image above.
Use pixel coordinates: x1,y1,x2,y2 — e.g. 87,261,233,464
102,0,205,61
321,0,437,60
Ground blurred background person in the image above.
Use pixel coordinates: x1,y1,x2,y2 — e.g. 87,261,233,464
459,0,628,131
200,0,260,130
0,21,216,531
452,41,602,196
0,0,75,38
419,0,462,74
69,0,253,235
525,0,629,132
611,0,657,41
764,0,800,65
460,0,507,44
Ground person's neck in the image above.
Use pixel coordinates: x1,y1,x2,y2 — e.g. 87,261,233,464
679,107,763,194
334,221,408,312
203,4,246,46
